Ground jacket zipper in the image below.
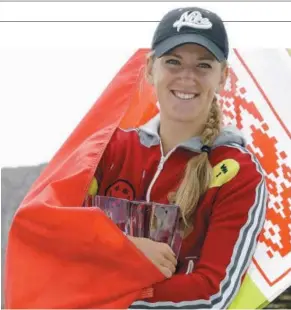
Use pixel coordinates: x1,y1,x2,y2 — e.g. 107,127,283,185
146,143,176,202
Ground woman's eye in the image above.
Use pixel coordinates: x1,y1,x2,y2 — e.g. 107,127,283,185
198,63,212,69
165,58,181,66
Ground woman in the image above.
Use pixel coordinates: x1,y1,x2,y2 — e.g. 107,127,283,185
5,6,268,310
90,6,268,308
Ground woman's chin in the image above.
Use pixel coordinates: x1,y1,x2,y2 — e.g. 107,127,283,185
167,111,198,123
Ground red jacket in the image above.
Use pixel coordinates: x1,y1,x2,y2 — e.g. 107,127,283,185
92,114,268,309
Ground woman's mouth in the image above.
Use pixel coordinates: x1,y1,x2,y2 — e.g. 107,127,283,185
171,90,199,100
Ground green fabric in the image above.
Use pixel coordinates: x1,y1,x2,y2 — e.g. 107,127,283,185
229,274,270,309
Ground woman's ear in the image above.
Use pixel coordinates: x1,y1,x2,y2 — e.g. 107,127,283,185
145,54,154,85
217,63,229,93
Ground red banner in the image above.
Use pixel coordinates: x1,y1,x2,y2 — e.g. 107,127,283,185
5,49,163,309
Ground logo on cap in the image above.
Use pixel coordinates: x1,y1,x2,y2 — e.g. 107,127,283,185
173,11,213,32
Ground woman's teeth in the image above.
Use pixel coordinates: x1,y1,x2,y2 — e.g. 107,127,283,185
172,91,197,100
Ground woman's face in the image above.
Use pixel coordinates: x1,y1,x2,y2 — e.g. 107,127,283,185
147,44,228,124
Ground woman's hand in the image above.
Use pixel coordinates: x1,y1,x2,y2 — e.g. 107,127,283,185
128,236,177,278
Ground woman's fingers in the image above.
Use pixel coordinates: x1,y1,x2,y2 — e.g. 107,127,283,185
128,237,177,278
159,243,178,266
159,256,176,274
159,265,173,278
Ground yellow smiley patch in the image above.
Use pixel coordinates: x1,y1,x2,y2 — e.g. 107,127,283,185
210,159,240,188
87,177,98,196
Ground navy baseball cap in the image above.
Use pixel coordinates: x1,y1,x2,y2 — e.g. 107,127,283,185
151,7,229,62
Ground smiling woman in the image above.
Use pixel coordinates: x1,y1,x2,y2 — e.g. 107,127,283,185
4,5,269,310
125,8,267,308
91,6,268,308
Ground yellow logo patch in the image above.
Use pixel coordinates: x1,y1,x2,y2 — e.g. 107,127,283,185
87,177,98,196
210,159,240,188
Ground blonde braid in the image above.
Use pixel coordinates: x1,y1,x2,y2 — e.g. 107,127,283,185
201,97,222,146
169,97,222,225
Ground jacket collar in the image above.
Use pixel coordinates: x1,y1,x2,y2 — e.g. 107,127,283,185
138,114,246,153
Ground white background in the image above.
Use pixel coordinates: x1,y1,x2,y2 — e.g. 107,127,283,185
1,2,291,168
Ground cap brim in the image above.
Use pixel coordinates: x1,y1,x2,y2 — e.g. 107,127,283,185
154,33,225,62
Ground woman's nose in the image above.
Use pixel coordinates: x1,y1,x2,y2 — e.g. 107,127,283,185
179,66,198,82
